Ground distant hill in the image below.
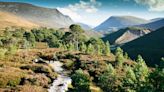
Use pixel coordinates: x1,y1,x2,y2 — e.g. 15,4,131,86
122,27,164,66
0,2,74,29
94,16,149,32
77,23,92,31
150,18,164,22
0,11,38,29
138,19,164,30
102,27,150,45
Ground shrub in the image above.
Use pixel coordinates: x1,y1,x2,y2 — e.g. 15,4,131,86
7,77,21,87
71,69,91,92
0,48,7,58
63,59,74,69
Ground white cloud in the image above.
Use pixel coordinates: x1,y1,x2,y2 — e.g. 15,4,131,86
68,0,101,13
135,0,164,12
57,7,82,22
57,0,102,25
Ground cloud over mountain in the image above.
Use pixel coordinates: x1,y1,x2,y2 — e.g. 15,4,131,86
135,0,164,12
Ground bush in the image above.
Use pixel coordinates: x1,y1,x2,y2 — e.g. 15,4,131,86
7,77,21,87
0,48,7,58
63,59,74,69
71,69,91,92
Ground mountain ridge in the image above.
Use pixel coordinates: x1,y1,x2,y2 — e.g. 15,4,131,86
94,16,149,32
0,2,74,28
122,27,164,66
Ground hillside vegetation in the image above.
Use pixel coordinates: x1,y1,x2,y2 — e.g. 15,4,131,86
0,25,163,92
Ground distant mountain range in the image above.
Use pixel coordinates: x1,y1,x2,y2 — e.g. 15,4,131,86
0,2,74,29
102,27,150,45
137,19,164,30
94,16,149,32
122,27,164,66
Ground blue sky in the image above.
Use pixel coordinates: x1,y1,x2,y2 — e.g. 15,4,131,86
0,0,164,26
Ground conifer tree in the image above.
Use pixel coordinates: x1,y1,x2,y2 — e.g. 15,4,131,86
134,55,149,90
80,42,87,53
86,44,94,54
123,67,137,91
97,45,102,55
115,47,124,67
104,41,111,56
124,52,129,59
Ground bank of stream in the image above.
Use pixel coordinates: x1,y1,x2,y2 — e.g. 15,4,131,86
48,61,72,92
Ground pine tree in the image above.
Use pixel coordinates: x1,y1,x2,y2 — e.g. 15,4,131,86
104,41,111,56
124,52,129,59
80,42,87,53
86,44,94,54
97,45,102,55
115,47,124,67
134,55,149,90
67,42,75,51
123,67,137,91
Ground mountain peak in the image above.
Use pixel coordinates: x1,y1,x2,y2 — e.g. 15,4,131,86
94,15,149,33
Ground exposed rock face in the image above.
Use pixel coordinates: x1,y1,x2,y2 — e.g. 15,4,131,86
115,29,150,44
0,2,74,28
102,27,151,45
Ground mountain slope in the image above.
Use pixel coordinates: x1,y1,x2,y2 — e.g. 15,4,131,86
94,16,149,32
138,19,164,30
0,2,74,28
0,11,38,29
122,27,164,66
102,27,150,45
77,23,92,30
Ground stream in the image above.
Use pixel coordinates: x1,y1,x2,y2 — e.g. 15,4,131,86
47,61,72,92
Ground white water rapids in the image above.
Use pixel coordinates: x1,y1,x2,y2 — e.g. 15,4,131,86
48,61,72,92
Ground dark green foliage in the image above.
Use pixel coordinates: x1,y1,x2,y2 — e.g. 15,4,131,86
24,32,36,47
97,64,119,92
86,44,94,54
69,24,85,51
79,42,87,53
47,35,60,48
71,69,91,92
148,68,164,91
122,67,137,91
133,55,149,90
104,41,111,56
115,47,124,67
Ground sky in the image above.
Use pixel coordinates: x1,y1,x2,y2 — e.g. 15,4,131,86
0,0,164,27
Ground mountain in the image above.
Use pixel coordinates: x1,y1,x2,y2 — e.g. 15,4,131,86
150,18,164,22
138,19,164,30
77,23,92,30
0,2,74,29
102,27,150,45
122,27,164,66
94,16,149,32
0,11,38,29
